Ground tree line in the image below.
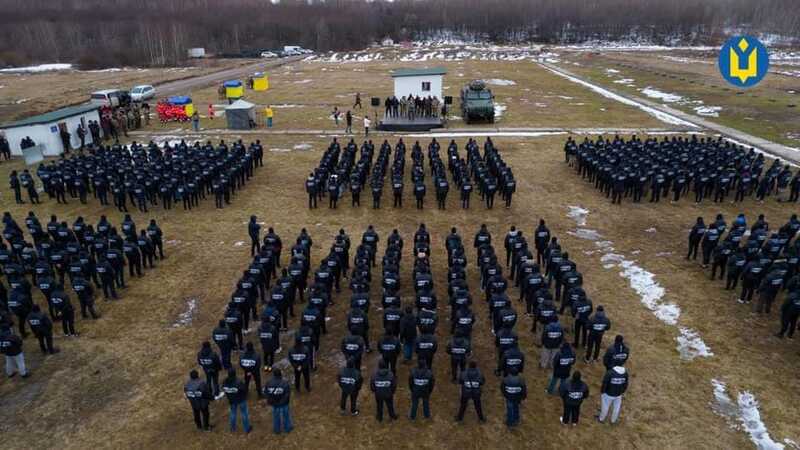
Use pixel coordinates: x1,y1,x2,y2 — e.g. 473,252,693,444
0,0,797,68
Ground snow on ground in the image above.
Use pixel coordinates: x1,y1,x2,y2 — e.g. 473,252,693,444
605,68,620,73
695,106,723,117
567,205,712,360
641,87,684,103
540,64,698,128
613,78,635,85
172,298,198,328
483,78,516,86
294,79,313,84
493,103,507,119
0,63,73,73
711,379,787,450
272,104,302,108
293,143,313,151
233,241,245,247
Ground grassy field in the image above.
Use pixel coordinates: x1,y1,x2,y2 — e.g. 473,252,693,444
147,59,666,133
0,59,254,123
554,50,800,147
0,51,798,450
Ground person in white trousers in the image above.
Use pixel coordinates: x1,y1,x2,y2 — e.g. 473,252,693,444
598,366,628,424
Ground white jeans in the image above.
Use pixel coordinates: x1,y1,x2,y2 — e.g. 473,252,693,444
539,348,558,368
599,393,622,423
5,353,27,376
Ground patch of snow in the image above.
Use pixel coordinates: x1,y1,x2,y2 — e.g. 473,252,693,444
15,98,30,104
645,227,657,233
694,106,722,117
0,63,73,73
605,68,620,73
711,379,786,450
640,87,684,103
483,78,516,86
172,298,198,328
677,327,714,359
273,104,302,108
293,143,313,151
493,103,507,119
656,251,674,257
540,65,697,128
613,78,635,85
233,241,245,247
568,228,602,241
270,148,292,152
166,239,181,246
294,79,312,84
566,205,589,226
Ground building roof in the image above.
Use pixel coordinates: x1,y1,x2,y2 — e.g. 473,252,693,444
391,67,447,78
2,103,98,129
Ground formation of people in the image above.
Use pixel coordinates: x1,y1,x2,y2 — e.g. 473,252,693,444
383,95,442,121
566,135,799,205
183,221,631,433
10,139,264,212
305,137,515,210
686,212,800,338
0,211,166,377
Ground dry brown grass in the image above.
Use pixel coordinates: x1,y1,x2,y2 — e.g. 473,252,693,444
0,55,798,450
0,59,254,123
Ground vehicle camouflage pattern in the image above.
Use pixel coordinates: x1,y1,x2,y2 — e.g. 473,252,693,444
460,80,494,123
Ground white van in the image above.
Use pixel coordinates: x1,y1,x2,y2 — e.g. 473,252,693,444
90,89,128,107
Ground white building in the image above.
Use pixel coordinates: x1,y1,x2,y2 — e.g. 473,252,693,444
391,67,446,100
1,104,100,156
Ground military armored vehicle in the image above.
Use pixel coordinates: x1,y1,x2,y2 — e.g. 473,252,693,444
460,80,495,123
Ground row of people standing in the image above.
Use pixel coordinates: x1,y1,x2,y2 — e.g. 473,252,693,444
567,134,798,205
686,213,800,337
0,211,165,378
15,139,263,212
304,137,515,210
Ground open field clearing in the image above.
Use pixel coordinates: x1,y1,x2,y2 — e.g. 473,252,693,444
1,41,799,450
0,59,258,123
0,129,799,449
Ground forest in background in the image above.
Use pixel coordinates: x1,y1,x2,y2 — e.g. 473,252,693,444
0,0,798,68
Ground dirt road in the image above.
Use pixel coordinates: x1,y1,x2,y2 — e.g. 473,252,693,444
154,56,304,98
540,62,800,164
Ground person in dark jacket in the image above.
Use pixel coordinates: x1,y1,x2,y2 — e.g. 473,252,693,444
408,360,435,420
378,331,401,375
248,216,261,256
338,358,363,416
212,320,234,370
0,325,28,378
599,366,628,424
686,217,705,260
370,359,398,421
399,306,417,362
455,361,486,422
258,319,280,371
239,342,263,398
446,331,471,383
184,369,213,431
776,291,800,338
540,320,564,368
559,371,589,425
222,369,252,433
547,342,575,395
197,341,223,398
288,336,312,392
501,366,527,427
585,306,610,363
602,335,630,370
265,368,293,434
27,304,58,354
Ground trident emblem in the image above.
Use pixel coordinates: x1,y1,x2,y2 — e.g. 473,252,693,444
729,38,757,84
